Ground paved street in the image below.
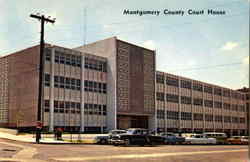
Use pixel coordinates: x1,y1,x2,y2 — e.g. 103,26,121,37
0,138,248,162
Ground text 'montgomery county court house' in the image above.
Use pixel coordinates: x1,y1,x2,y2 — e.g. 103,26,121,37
0,37,248,135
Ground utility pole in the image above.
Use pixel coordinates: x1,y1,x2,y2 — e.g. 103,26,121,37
30,13,55,143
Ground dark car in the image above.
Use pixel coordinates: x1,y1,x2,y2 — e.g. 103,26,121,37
111,128,165,146
95,130,127,144
159,132,185,144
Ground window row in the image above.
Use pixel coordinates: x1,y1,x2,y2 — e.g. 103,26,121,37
84,103,107,115
84,57,107,72
54,50,81,67
84,80,107,93
44,100,81,113
44,100,107,115
157,110,245,123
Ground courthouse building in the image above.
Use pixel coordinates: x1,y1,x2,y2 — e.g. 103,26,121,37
0,37,248,135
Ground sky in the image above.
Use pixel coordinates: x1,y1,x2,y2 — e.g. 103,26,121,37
0,0,249,89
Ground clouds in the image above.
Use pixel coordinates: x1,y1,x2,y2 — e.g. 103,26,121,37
221,42,239,51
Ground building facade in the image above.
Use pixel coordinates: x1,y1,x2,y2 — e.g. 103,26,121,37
156,72,247,136
0,37,248,135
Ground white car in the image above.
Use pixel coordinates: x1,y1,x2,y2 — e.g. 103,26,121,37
185,134,216,144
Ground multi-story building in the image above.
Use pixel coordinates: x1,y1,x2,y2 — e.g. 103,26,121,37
156,72,247,136
237,87,249,135
0,37,248,135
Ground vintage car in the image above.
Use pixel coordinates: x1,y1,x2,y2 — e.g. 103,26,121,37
94,129,127,144
227,136,249,145
110,128,165,146
203,132,227,144
159,132,185,144
185,134,216,144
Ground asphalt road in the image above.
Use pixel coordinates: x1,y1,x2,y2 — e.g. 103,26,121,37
0,138,248,162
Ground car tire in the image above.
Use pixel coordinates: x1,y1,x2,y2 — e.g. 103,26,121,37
100,139,107,145
125,139,131,146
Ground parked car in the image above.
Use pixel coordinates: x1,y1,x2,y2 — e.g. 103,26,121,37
111,128,165,146
159,132,185,144
94,129,127,144
185,134,216,144
203,132,227,144
227,136,249,145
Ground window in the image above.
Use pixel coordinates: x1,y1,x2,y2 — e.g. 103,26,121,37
231,104,238,111
223,103,231,110
60,54,65,64
103,83,107,93
204,100,213,107
193,98,203,106
205,114,213,121
194,113,203,121
55,52,59,63
181,96,191,105
215,115,222,122
214,88,222,96
239,117,245,123
76,56,81,67
167,111,179,120
156,92,165,101
65,77,70,89
65,55,71,65
204,85,213,94
59,76,65,88
157,110,165,119
232,117,239,123
239,105,245,112
180,80,191,89
166,94,179,103
156,74,164,84
223,89,230,97
44,73,50,86
76,79,81,90
71,78,76,90
45,48,51,61
44,100,50,112
181,112,192,120
54,76,59,88
166,76,179,87
214,101,222,108
71,55,76,66
224,116,231,123
193,83,203,92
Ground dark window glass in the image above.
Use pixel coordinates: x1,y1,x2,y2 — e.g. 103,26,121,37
156,74,164,84
45,48,51,61
166,94,179,103
55,52,59,63
181,96,191,105
157,110,165,119
59,76,65,88
204,86,213,94
166,76,179,87
193,98,203,106
71,78,76,90
215,115,222,122
205,114,213,121
166,111,179,120
60,54,65,64
214,101,222,108
214,88,222,96
65,55,71,65
204,100,213,107
180,80,191,89
181,112,192,120
44,73,50,86
223,103,231,110
193,83,203,92
156,92,165,101
194,113,203,121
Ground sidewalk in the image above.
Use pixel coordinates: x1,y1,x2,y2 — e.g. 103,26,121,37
0,132,99,144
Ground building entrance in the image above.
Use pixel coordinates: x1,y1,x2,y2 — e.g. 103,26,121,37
117,115,148,129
